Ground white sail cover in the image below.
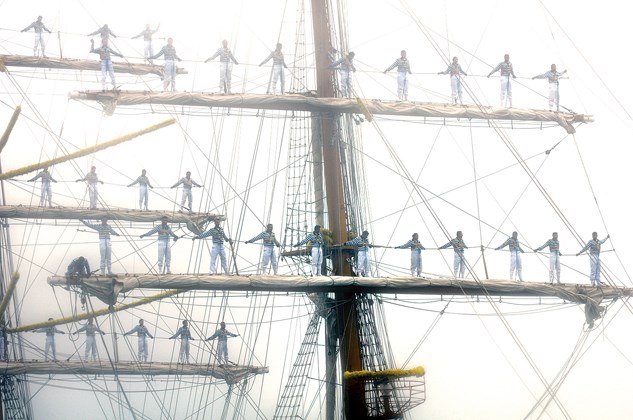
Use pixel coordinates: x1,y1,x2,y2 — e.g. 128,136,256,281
0,54,187,78
0,361,268,384
68,90,593,133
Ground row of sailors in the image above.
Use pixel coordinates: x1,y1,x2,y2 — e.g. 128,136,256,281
20,17,565,109
67,216,611,287
2,318,238,365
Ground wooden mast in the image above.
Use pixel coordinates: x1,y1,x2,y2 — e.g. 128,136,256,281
310,0,366,418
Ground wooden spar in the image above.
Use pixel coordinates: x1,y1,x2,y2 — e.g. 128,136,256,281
0,105,21,154
0,361,268,383
0,272,19,321
0,118,175,180
0,54,188,78
67,90,593,134
7,289,183,334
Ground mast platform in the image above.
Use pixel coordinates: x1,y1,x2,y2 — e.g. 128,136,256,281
0,360,268,384
47,273,631,304
0,205,221,227
68,90,593,133
0,54,187,78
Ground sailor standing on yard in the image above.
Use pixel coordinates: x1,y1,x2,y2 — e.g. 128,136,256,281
205,40,239,95
395,233,425,277
533,232,562,284
88,24,117,40
194,218,233,275
89,38,124,91
80,218,120,276
340,231,372,277
294,225,325,276
28,167,57,207
123,319,154,362
171,171,202,212
495,231,525,281
439,231,468,278
140,216,179,274
76,166,104,209
21,16,52,58
260,43,288,95
127,169,154,210
438,56,468,104
169,320,194,364
245,223,281,275
150,37,182,92
34,318,65,361
532,64,567,111
330,52,356,98
73,318,105,362
132,23,160,64
384,50,412,101
206,322,239,366
487,54,516,107
576,232,610,286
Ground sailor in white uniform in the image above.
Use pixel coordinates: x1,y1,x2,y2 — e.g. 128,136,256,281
206,321,239,366
330,52,356,98
132,24,160,64
28,167,57,207
245,223,281,275
438,56,468,104
532,64,567,111
439,231,468,278
194,218,233,274
495,231,525,281
150,38,182,91
76,165,104,209
295,225,325,276
127,169,153,210
123,319,154,362
171,171,202,212
576,232,610,286
342,230,372,277
487,54,516,107
169,320,194,363
140,216,179,274
395,233,425,276
205,40,239,94
73,318,105,362
80,218,120,275
533,232,562,284
384,50,412,101
260,43,288,95
34,318,65,361
21,16,51,57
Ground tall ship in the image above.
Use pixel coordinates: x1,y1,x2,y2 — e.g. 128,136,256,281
0,1,632,419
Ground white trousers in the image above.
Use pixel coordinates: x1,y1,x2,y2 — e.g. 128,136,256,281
100,59,116,89
220,62,232,93
548,82,560,111
271,64,285,94
397,71,409,101
158,240,171,273
34,33,46,56
164,59,176,91
40,182,53,207
549,252,561,283
180,188,192,210
88,183,99,209
99,238,112,274
589,254,601,284
144,40,153,62
410,250,422,276
139,185,149,210
217,340,229,364
44,336,56,360
500,75,512,107
210,243,229,274
450,75,463,104
260,246,278,274
311,246,323,276
178,338,190,363
454,252,466,278
357,250,369,277
509,250,522,281
137,336,149,362
340,70,353,98
85,335,98,361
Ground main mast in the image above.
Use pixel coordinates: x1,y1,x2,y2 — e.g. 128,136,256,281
310,0,366,418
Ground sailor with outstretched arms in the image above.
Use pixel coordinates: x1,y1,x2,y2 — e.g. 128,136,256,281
245,223,281,275
532,64,567,111
205,40,239,95
80,218,120,276
438,56,468,104
89,38,124,91
171,171,201,212
384,50,412,101
495,231,525,281
73,318,105,362
487,54,516,107
259,43,288,95
439,231,468,278
150,37,182,91
21,15,52,57
206,321,239,366
132,23,160,64
76,165,104,209
533,232,562,284
34,318,65,361
127,169,153,210
193,218,233,275
169,320,194,364
28,167,57,207
294,225,325,276
123,319,154,362
395,233,425,277
140,216,179,274
338,230,372,277
330,52,356,98
576,232,610,286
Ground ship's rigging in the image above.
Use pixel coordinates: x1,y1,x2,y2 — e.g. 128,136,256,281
1,1,632,419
